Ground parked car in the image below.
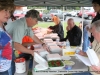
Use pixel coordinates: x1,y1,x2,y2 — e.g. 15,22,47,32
83,10,96,20
13,10,43,21
13,10,24,19
67,10,78,17
77,10,88,18
42,9,67,22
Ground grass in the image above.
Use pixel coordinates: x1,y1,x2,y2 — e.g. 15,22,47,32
33,21,79,37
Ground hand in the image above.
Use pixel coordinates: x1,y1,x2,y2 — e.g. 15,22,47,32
86,26,91,32
67,26,70,31
31,50,39,56
42,44,50,52
78,50,87,56
90,65,100,74
47,29,52,34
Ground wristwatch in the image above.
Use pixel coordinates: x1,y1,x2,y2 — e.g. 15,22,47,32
42,43,45,46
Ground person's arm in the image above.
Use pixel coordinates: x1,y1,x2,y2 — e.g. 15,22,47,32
82,27,90,52
31,35,43,44
90,65,100,74
14,42,34,55
60,31,69,41
22,42,36,46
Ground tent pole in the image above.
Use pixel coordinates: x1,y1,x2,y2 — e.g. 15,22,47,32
63,6,64,30
81,7,84,46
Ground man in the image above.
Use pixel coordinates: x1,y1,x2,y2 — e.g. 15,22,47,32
5,9,45,75
90,20,100,75
61,18,82,46
77,20,100,75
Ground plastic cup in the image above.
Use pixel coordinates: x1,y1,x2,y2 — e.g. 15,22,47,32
64,61,75,70
65,65,72,70
75,49,80,54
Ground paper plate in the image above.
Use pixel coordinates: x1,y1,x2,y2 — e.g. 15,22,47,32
61,56,71,60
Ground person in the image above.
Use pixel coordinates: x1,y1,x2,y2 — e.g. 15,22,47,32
79,21,82,30
5,9,46,75
0,1,15,75
48,15,64,40
77,20,100,75
89,20,100,75
60,18,82,46
82,20,91,52
89,0,100,43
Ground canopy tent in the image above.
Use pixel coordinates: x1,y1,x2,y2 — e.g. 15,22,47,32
14,0,93,7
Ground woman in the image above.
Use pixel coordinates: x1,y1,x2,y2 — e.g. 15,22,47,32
48,15,64,40
90,0,100,43
0,1,15,75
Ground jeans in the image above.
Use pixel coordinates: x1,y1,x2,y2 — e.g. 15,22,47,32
0,70,9,75
11,50,16,75
72,71,92,75
8,67,12,75
29,58,33,70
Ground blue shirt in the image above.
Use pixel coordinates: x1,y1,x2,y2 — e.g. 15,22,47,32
82,26,90,52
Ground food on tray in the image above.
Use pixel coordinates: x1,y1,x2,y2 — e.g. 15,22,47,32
64,52,75,56
63,60,75,65
48,60,64,67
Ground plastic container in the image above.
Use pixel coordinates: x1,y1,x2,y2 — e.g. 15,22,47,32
66,40,70,49
56,38,59,43
49,45,61,53
47,54,61,61
15,58,26,73
63,60,75,70
33,44,42,49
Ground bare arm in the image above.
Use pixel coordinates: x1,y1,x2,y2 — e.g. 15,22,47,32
22,42,37,47
14,42,34,55
32,35,43,44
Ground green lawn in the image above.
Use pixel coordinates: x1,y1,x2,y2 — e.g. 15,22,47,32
34,21,79,37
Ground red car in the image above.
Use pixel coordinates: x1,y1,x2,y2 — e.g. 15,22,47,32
83,10,96,20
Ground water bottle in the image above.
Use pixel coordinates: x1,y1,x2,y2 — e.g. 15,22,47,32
66,40,70,49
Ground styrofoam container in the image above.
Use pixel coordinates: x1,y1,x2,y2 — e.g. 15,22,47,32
34,48,45,52
50,33,58,36
49,46,61,53
35,64,48,71
47,54,61,61
49,63,64,70
44,39,53,43
34,52,48,66
61,56,71,60
44,39,53,41
44,34,51,38
39,51,49,57
46,42,57,46
33,44,42,49
51,36,59,39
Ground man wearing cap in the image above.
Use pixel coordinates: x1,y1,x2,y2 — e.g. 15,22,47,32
5,9,45,75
